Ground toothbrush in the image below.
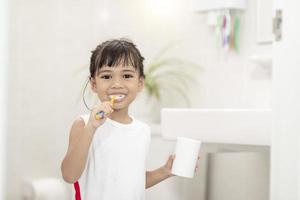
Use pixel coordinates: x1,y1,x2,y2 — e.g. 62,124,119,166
95,96,116,120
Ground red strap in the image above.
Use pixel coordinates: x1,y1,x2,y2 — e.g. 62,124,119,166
74,181,82,200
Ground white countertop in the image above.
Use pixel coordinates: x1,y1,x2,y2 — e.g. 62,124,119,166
161,108,272,145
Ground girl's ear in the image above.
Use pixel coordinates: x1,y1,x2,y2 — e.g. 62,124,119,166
90,77,97,93
138,77,145,92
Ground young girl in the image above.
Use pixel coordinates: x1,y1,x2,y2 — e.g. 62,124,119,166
61,38,178,200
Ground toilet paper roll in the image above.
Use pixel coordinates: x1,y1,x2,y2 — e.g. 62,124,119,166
22,178,68,200
171,137,201,178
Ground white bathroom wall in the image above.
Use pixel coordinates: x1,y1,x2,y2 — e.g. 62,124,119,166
0,0,8,198
6,0,271,199
7,1,95,199
271,0,300,199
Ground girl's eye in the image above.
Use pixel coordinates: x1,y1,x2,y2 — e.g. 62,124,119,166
123,74,133,79
100,75,112,79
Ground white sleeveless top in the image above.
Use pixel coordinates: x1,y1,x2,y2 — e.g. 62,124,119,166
73,114,151,200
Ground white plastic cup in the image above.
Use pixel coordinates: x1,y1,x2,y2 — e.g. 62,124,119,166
171,137,201,178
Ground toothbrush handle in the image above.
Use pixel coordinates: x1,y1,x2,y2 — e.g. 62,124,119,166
95,97,115,120
95,111,105,120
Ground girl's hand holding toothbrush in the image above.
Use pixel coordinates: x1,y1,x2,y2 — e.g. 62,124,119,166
86,97,115,131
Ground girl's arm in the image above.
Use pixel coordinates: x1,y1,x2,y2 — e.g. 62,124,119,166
60,118,96,183
146,155,175,189
61,101,113,183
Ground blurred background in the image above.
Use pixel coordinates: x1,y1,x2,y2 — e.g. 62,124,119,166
1,0,300,199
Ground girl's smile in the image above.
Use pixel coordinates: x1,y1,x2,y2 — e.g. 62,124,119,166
108,94,126,103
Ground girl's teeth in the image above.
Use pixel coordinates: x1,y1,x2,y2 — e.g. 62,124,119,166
109,94,125,100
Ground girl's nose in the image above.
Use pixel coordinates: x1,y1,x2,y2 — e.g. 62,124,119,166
111,78,123,88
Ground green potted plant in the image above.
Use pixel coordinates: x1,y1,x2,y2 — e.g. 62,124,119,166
137,44,201,122
144,47,200,106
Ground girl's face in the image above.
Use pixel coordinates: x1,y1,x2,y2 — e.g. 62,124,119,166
90,63,144,111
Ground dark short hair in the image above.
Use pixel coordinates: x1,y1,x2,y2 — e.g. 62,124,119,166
89,38,145,79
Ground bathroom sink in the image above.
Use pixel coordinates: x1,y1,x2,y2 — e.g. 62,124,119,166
161,108,272,145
